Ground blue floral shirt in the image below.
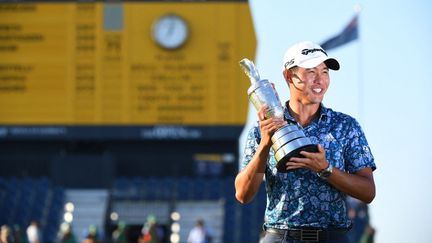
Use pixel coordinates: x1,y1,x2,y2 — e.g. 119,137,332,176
241,103,376,229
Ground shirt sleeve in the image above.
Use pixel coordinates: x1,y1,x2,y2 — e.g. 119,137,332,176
240,124,260,171
344,118,376,173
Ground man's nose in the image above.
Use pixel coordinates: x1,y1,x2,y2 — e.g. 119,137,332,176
313,74,322,84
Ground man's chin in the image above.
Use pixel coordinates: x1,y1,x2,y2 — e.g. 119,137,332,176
308,97,323,105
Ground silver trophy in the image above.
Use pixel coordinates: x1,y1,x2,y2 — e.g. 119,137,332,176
240,58,318,172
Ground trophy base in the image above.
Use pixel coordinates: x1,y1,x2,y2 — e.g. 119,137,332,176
275,144,319,173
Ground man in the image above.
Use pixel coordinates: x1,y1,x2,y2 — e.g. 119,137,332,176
235,41,376,243
26,220,41,243
187,219,213,243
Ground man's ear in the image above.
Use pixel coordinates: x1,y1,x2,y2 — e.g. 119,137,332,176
283,69,293,84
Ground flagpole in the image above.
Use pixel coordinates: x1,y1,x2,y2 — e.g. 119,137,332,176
354,4,364,124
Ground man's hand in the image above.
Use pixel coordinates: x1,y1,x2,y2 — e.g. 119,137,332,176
258,105,287,147
286,144,329,172
287,144,376,203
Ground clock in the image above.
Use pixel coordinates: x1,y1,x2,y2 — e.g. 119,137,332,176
152,14,189,49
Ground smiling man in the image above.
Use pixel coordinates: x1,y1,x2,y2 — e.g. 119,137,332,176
235,41,376,243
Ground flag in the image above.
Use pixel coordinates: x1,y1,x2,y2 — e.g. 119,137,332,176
321,15,359,51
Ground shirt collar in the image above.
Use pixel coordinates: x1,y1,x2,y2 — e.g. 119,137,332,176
283,101,330,123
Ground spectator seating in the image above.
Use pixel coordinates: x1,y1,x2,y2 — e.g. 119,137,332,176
111,176,266,243
0,176,64,243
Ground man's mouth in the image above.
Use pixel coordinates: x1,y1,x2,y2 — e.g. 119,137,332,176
312,88,322,94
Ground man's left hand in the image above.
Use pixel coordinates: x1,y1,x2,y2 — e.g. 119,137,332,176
286,144,329,172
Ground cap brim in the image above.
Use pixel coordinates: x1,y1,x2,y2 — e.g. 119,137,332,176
298,56,340,71
324,58,340,70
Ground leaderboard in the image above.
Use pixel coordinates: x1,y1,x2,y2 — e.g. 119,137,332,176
0,1,256,126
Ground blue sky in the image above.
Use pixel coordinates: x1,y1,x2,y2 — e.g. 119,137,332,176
240,1,432,242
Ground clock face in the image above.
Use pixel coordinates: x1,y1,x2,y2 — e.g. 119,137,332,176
152,14,189,49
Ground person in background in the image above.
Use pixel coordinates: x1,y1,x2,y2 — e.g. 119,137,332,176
187,219,213,243
58,222,76,243
346,196,375,243
82,225,101,243
235,41,376,243
112,221,128,243
26,221,41,243
1,225,14,243
12,224,27,243
138,215,163,243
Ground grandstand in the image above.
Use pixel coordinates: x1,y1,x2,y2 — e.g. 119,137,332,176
0,175,266,242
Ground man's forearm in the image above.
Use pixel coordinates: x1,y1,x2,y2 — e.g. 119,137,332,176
327,167,376,203
235,144,270,204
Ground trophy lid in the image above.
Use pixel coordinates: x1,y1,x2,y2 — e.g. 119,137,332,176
239,58,260,84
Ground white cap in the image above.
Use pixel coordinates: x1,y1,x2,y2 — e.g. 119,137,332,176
282,41,340,71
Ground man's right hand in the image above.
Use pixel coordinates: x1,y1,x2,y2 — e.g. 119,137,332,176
258,105,287,147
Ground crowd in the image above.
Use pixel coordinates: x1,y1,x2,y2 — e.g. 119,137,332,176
1,208,372,243
0,220,42,243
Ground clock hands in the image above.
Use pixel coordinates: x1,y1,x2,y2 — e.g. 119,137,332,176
152,14,188,49
167,17,175,37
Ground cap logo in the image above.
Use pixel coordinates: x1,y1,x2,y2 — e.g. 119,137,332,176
284,58,295,69
301,48,327,56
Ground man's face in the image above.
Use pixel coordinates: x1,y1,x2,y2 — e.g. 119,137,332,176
290,62,330,105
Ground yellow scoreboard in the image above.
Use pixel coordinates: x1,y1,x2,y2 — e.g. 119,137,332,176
0,1,256,126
